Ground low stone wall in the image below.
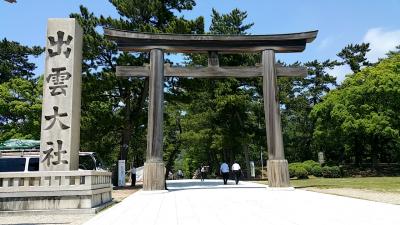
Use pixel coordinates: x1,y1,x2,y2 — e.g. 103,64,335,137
0,170,112,212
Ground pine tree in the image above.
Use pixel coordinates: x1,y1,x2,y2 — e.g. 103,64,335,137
69,1,203,172
0,39,43,83
337,43,372,73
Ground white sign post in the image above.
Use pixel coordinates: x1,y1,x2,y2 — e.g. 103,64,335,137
318,152,325,165
118,160,126,187
250,161,255,178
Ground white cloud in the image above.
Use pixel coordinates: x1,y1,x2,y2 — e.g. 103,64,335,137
327,65,352,84
317,37,334,51
363,28,400,62
331,28,400,84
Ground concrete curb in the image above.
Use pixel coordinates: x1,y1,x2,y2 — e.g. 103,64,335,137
266,186,295,191
0,200,115,216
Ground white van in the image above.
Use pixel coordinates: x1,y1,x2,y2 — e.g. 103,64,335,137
0,150,106,172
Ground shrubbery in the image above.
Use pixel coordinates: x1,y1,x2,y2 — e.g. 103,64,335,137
321,166,341,178
288,163,309,179
288,160,341,178
303,160,320,175
301,163,312,174
311,165,323,177
294,166,309,179
303,160,320,170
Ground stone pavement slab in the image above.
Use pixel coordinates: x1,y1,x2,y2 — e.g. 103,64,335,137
0,214,92,225
82,179,400,225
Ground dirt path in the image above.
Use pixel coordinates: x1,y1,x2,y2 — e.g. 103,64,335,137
112,184,142,202
305,187,400,205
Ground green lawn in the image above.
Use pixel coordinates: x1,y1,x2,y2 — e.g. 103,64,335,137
289,177,400,193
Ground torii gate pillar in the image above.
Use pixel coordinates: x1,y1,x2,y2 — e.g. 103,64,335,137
143,49,166,191
263,50,290,187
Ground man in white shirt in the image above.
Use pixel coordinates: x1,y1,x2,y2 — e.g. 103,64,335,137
220,162,229,185
232,161,241,185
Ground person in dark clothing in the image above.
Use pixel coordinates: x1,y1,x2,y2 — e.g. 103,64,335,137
130,166,136,187
200,164,208,181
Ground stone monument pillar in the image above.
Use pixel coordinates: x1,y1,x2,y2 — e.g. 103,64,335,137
262,50,291,187
143,49,166,191
0,19,112,213
39,19,83,171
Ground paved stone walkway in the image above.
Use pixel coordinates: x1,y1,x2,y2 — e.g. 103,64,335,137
0,214,92,225
83,179,400,225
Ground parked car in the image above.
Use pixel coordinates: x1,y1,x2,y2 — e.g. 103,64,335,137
0,150,106,172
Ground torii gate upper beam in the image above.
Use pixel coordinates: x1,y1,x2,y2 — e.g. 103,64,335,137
104,28,317,53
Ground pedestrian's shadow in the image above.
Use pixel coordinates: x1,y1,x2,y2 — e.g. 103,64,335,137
166,179,266,192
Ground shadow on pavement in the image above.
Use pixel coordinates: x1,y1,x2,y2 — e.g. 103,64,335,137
113,184,143,190
3,223,69,225
293,185,333,189
166,179,266,192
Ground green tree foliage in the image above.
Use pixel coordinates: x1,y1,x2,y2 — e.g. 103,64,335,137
303,60,340,106
0,77,42,141
163,102,184,178
311,52,400,166
337,43,372,73
209,8,254,35
281,60,338,162
69,1,203,168
0,39,43,142
170,8,262,178
0,39,43,83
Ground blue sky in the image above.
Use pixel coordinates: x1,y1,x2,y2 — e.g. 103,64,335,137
1,0,399,82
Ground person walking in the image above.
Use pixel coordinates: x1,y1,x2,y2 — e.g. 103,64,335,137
200,164,207,181
130,165,136,187
220,162,229,185
177,169,183,179
232,161,241,185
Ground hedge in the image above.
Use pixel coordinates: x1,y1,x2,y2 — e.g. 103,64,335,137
288,163,309,179
288,161,341,179
322,166,341,178
311,165,323,177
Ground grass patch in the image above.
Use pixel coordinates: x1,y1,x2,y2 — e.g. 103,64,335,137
290,177,400,193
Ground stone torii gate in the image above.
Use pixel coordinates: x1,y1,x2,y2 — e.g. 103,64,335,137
104,28,318,190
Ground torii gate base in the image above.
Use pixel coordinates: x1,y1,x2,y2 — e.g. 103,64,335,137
104,28,318,190
143,162,165,191
267,160,290,187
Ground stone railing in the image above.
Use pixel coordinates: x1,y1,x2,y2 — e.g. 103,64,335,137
0,170,111,196
0,170,112,211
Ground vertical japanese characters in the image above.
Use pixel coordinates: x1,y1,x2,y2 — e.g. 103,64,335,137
39,19,83,171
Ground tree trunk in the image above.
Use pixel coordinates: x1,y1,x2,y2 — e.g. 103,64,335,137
223,148,228,162
235,112,251,179
243,144,251,179
118,78,149,161
371,136,379,169
354,137,363,167
119,96,132,161
164,118,182,179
